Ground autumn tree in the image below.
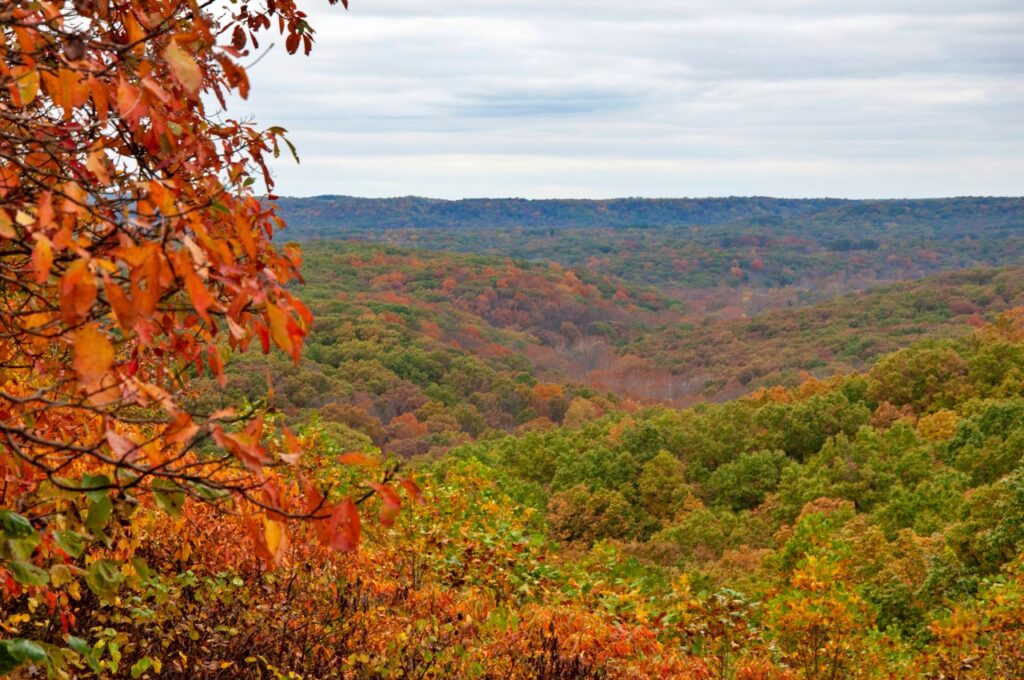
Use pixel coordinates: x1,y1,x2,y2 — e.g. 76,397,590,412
0,0,436,646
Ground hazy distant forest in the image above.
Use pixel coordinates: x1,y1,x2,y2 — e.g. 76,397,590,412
3,1,1024,678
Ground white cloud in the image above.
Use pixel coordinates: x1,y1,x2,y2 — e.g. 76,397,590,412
228,1,1024,198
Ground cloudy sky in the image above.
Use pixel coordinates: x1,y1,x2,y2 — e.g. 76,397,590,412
231,1,1024,199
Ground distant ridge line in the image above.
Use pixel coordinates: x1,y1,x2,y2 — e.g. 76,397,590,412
274,195,1024,233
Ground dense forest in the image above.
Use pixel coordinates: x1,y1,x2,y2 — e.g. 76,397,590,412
11,249,1024,678
279,197,1024,297
2,1,1022,677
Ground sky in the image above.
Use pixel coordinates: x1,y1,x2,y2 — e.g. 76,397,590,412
230,0,1024,199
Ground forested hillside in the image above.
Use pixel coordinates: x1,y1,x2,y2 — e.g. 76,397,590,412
12,288,1024,679
279,197,1024,299
4,0,1020,677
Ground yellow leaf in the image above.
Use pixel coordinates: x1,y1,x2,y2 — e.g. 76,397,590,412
12,67,39,106
263,516,286,564
164,40,202,95
0,210,15,239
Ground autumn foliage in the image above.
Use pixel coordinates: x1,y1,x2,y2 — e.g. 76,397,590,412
0,1,429,675
2,2,1024,678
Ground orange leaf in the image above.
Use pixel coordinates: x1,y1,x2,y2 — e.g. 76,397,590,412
265,302,295,357
164,40,202,96
116,77,147,127
279,425,302,465
164,411,199,444
31,234,53,283
103,275,137,330
400,477,425,505
59,259,97,325
73,326,114,387
327,497,360,552
337,452,378,467
86,150,111,185
369,482,402,527
263,516,287,566
212,425,271,473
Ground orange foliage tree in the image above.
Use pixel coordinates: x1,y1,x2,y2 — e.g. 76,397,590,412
0,0,426,583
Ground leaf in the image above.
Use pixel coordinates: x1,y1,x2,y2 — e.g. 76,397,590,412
326,497,360,552
66,637,91,656
73,326,114,387
31,234,53,283
54,530,86,558
81,473,111,502
59,259,98,325
0,509,35,540
152,479,185,518
103,276,137,330
369,482,402,527
106,429,140,462
131,657,153,678
400,477,425,505
212,426,271,473
12,67,40,106
337,452,378,467
85,558,123,598
9,560,50,586
263,516,287,564
164,40,202,95
265,302,295,357
0,639,46,675
0,510,40,560
116,77,146,127
84,496,113,535
131,556,152,580
65,635,101,675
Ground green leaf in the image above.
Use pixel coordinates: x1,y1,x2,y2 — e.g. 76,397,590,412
130,656,153,678
66,636,101,674
131,556,151,580
85,559,122,598
54,530,86,558
9,560,49,586
0,509,34,539
6,639,46,662
152,479,185,518
66,636,90,656
0,510,40,561
0,638,46,675
85,496,113,534
192,482,229,502
81,474,112,502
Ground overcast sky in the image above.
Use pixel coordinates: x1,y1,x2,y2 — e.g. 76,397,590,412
230,1,1024,199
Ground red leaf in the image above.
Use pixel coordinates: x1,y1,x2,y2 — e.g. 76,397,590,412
400,477,425,505
327,497,360,552
369,482,402,527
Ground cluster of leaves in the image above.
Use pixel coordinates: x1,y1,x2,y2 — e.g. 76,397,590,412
0,1,430,674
